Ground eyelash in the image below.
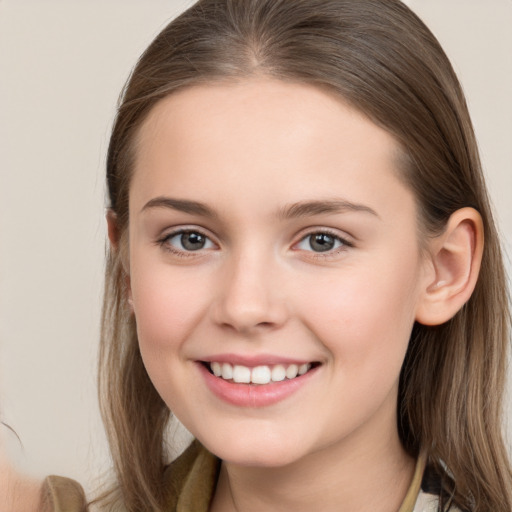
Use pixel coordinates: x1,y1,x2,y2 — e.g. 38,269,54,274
156,228,217,258
156,228,354,258
294,229,353,258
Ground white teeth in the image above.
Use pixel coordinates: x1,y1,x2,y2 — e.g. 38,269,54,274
211,362,222,377
251,365,271,384
298,363,309,375
222,363,233,380
209,362,313,384
233,365,251,383
271,365,286,382
286,364,299,379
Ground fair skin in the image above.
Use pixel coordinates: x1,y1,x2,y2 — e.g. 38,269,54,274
0,446,44,512
109,79,483,511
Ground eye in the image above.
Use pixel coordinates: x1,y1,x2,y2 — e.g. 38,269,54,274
295,232,348,253
164,230,215,252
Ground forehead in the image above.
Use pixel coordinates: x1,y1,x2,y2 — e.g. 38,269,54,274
130,78,413,222
135,78,399,161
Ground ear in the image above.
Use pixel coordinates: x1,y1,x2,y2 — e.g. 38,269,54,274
415,207,484,326
106,209,133,310
106,209,120,250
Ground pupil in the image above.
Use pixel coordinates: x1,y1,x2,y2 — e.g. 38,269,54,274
182,232,205,251
310,233,334,252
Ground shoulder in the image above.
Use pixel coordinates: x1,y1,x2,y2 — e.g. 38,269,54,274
0,467,44,512
413,463,467,512
413,489,463,512
41,475,88,512
413,488,440,511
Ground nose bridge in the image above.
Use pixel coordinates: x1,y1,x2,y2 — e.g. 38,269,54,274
214,242,286,332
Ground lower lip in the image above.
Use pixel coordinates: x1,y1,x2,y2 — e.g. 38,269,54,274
197,363,319,407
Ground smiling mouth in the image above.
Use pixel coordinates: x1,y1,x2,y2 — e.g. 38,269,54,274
202,361,320,385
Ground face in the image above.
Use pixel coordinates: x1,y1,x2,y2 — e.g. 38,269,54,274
126,79,431,468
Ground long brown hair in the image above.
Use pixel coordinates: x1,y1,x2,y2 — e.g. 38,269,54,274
98,1,512,510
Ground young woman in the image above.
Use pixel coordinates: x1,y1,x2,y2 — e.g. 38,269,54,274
92,1,511,510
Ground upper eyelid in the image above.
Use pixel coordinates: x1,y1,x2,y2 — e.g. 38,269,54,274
158,225,216,241
294,227,354,244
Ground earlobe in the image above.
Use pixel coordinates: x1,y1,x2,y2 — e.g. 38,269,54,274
415,207,484,326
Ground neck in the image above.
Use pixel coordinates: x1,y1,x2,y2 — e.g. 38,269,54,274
210,415,415,512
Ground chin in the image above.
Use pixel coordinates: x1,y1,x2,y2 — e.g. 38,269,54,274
200,434,306,468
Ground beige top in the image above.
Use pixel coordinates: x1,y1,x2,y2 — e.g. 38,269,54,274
165,441,450,512
42,441,460,511
42,475,87,512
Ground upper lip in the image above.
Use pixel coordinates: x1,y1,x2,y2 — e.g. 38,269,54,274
198,353,316,367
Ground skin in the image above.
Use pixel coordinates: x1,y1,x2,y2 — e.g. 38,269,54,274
120,79,476,511
0,450,44,512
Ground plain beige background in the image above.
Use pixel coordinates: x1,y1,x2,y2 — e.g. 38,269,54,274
0,0,511,496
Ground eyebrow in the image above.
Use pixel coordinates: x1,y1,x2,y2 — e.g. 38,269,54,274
141,196,379,220
141,197,218,218
278,199,380,220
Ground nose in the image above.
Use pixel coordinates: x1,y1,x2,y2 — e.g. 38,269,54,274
212,250,289,334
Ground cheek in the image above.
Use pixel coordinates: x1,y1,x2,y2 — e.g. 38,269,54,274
129,263,212,407
299,257,421,371
129,256,211,354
